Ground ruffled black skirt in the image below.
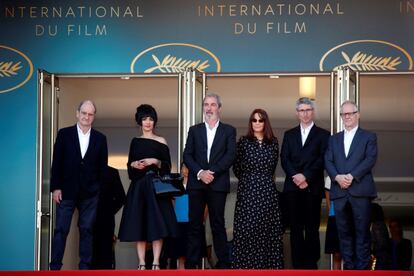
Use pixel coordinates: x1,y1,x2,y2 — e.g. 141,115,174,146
118,174,177,241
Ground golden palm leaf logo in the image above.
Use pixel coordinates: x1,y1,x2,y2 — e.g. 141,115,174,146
334,51,401,71
145,54,210,73
320,40,413,71
0,61,23,77
0,45,33,94
131,43,221,73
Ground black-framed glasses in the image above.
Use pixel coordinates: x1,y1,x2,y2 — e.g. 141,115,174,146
251,119,264,123
340,111,358,117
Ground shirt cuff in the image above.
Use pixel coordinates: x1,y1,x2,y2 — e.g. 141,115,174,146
197,169,203,180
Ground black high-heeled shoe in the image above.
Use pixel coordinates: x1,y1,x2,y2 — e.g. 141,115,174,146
138,264,146,270
152,263,160,270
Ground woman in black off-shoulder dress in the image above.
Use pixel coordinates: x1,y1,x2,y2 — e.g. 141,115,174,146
118,104,177,270
232,109,284,269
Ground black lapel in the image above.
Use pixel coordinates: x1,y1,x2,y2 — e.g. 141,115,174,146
71,125,82,158
84,128,96,159
338,131,346,159
210,122,223,153
346,127,360,159
199,123,208,151
303,124,317,148
294,125,303,148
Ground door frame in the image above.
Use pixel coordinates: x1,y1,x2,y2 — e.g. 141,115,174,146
36,70,59,270
36,70,414,269
35,72,181,269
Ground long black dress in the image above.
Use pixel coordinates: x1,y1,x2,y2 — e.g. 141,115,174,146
232,136,284,269
118,138,177,242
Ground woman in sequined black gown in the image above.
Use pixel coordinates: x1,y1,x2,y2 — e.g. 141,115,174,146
232,109,284,269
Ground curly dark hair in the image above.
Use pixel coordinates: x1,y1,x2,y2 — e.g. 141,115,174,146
135,104,158,126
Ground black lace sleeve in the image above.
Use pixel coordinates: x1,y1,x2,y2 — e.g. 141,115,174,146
233,137,246,179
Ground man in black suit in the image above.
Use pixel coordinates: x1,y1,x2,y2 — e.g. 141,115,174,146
281,97,330,269
325,100,378,270
49,100,108,270
183,92,236,269
91,166,126,269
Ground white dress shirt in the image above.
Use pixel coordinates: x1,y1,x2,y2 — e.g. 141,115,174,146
197,120,220,179
77,123,91,158
300,122,314,146
344,125,358,157
205,120,219,162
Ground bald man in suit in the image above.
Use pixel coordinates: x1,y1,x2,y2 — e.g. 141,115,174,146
50,100,108,270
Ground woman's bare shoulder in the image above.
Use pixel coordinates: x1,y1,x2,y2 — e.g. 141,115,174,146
154,135,168,145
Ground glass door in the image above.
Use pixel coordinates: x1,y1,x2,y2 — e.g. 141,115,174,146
330,67,359,133
36,70,59,270
177,69,206,166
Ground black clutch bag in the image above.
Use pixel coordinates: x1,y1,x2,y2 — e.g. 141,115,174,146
152,173,185,198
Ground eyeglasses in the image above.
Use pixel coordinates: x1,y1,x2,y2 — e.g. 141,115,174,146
251,119,264,123
297,108,313,113
340,111,358,117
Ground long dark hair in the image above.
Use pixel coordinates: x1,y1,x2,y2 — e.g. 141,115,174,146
245,108,276,143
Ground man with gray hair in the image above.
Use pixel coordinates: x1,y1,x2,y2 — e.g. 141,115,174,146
281,97,330,269
183,93,236,269
50,100,108,270
325,100,378,270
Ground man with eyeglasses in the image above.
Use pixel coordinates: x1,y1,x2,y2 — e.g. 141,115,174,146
325,100,378,270
281,97,330,269
49,100,108,270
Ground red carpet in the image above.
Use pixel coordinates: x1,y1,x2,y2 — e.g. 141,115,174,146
0,270,413,276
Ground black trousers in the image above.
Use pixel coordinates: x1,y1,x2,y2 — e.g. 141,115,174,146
91,224,115,269
285,191,322,269
186,188,228,268
50,196,98,270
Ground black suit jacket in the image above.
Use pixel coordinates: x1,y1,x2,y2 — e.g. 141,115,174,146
281,124,330,197
95,166,126,232
183,122,236,192
50,125,108,200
